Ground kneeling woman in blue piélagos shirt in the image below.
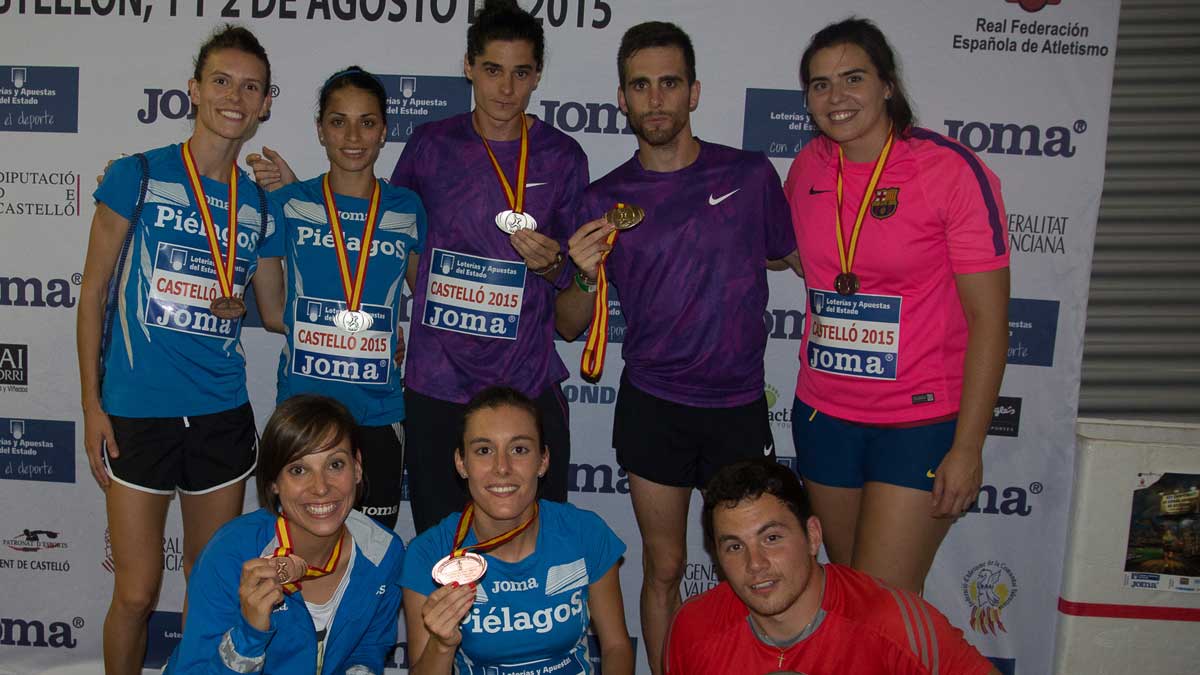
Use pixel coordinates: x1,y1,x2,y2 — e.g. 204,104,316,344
167,394,405,674
401,386,634,675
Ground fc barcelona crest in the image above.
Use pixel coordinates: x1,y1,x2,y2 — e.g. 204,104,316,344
870,187,899,219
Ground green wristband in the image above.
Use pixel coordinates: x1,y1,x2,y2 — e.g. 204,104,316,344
575,270,598,293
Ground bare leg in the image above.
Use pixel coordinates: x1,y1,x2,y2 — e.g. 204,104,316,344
179,481,246,580
852,481,954,593
803,478,863,565
178,480,246,625
628,473,692,675
103,483,171,675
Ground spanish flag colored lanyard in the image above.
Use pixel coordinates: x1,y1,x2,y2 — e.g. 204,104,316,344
431,501,540,585
579,211,625,380
181,140,239,304
321,174,381,332
273,517,343,594
481,113,536,233
833,127,894,296
451,501,538,557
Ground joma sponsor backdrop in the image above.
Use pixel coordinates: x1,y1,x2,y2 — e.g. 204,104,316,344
1,1,1117,672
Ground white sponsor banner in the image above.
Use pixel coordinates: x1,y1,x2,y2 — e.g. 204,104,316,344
0,1,1118,673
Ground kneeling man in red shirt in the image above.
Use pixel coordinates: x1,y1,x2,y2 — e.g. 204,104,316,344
665,457,999,675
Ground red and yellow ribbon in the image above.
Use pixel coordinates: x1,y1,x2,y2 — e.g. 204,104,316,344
272,516,343,594
449,501,539,559
181,141,238,299
321,174,381,313
834,127,894,280
580,205,624,380
480,112,529,215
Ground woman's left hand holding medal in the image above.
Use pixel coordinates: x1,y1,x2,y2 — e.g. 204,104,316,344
239,557,292,632
510,229,563,276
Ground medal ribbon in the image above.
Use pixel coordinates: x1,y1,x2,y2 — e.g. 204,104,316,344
449,501,539,559
181,141,238,299
834,127,894,280
580,216,621,380
479,112,529,215
272,516,343,594
321,174,381,313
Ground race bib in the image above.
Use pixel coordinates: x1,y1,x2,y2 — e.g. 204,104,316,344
146,242,247,338
468,654,587,675
806,289,901,380
292,295,393,385
423,248,524,340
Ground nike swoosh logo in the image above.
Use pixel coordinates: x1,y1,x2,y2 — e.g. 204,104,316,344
526,182,547,188
709,189,740,206
810,186,832,195
926,470,936,479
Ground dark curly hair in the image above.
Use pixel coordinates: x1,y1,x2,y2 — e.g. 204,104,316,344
702,457,813,554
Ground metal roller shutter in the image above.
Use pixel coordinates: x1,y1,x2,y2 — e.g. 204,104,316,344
1079,0,1200,421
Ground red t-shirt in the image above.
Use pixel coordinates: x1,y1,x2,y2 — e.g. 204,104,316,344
665,564,993,675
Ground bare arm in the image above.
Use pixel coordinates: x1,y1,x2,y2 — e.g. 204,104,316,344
76,202,131,489
931,267,1009,517
767,249,803,277
252,257,286,334
555,284,595,341
406,251,420,293
587,565,634,675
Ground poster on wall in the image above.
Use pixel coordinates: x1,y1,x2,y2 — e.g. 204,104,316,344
1123,472,1200,593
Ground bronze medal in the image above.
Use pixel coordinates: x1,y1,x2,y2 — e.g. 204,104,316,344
604,204,645,230
210,295,247,320
834,272,860,296
431,551,488,586
272,553,308,585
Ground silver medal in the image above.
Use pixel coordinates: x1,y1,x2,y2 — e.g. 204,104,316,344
334,309,373,334
495,209,537,234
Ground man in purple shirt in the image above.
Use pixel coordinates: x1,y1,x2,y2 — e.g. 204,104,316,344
557,22,799,675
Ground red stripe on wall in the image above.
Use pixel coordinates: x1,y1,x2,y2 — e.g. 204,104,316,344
1058,597,1200,622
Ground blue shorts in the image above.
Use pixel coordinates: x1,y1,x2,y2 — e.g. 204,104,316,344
791,398,956,491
